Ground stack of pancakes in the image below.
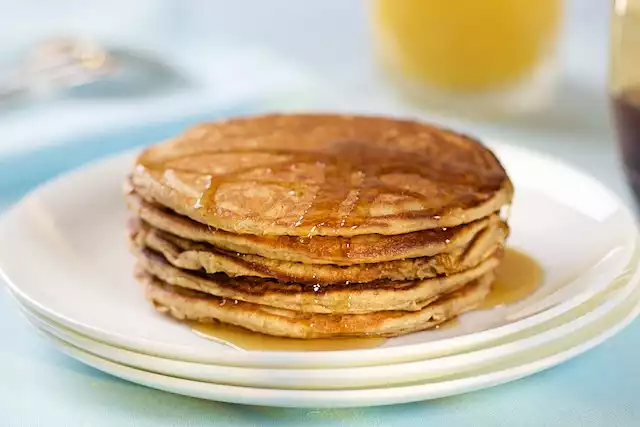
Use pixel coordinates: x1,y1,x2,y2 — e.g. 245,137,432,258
125,114,513,339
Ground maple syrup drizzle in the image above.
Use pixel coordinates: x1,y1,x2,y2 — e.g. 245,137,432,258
188,249,542,351
189,321,385,351
138,140,505,233
434,317,460,330
479,248,543,309
138,133,518,349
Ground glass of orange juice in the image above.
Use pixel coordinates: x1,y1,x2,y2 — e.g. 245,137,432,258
371,0,562,118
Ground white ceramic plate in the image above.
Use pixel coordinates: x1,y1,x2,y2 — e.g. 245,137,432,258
24,279,640,407
0,142,636,368
13,263,638,390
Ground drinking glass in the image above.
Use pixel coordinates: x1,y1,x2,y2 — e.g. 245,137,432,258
611,0,640,206
370,0,562,118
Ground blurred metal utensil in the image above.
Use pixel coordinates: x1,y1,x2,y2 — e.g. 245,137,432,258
0,38,117,105
0,37,186,107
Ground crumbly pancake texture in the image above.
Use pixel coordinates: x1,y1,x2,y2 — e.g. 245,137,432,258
129,218,507,284
130,114,512,237
141,272,493,338
126,192,507,265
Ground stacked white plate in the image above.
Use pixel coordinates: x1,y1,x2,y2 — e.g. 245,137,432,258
1,141,639,408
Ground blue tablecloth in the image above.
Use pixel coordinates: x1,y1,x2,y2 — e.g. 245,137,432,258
1,107,639,426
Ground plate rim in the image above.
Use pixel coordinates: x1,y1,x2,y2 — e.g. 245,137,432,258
13,263,639,389
0,140,637,367
26,276,640,408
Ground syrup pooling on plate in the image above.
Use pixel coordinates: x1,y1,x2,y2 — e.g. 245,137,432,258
480,249,543,309
190,321,386,351
137,137,507,234
434,317,459,330
186,249,543,349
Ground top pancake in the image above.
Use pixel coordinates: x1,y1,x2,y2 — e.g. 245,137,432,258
131,114,512,237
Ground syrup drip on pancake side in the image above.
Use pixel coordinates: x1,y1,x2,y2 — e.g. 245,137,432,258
187,249,542,351
138,140,505,233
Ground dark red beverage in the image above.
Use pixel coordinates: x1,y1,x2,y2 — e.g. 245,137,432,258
613,89,640,204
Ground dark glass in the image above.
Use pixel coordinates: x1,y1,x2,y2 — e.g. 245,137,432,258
611,0,640,206
613,90,640,203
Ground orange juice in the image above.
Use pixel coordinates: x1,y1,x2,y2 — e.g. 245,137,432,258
372,0,561,94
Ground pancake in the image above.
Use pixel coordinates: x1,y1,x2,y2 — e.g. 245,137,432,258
130,218,507,284
130,114,512,237
132,243,502,313
141,271,493,338
126,192,507,265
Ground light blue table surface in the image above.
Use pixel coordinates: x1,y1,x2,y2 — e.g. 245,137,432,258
0,103,639,427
